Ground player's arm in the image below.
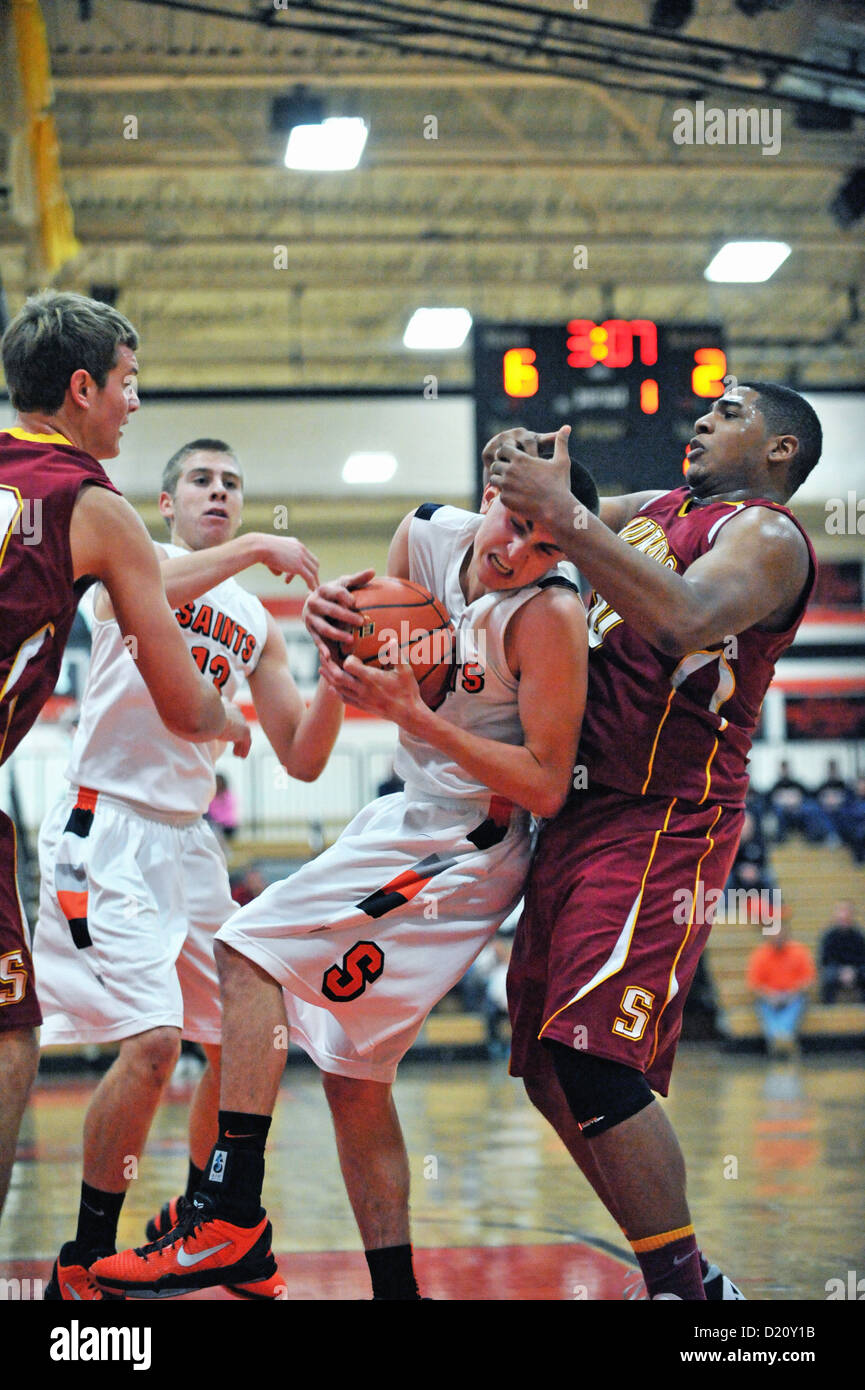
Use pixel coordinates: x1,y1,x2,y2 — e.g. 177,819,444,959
246,612,343,781
96,534,320,619
321,587,587,818
69,485,249,751
490,425,811,656
157,534,319,606
598,490,666,532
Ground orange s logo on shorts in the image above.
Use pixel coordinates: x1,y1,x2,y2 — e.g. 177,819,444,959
322,940,385,1002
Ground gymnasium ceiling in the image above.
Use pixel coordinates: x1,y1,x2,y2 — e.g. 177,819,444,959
2,0,865,394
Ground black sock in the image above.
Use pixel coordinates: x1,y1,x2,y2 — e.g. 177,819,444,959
198,1110,271,1226
184,1161,204,1203
75,1182,126,1257
365,1244,420,1301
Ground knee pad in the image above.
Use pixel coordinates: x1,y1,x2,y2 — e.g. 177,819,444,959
545,1040,654,1137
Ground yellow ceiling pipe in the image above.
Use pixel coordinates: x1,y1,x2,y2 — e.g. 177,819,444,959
4,0,80,274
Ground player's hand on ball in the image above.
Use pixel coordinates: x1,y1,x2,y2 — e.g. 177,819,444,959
255,535,320,590
221,700,252,759
303,568,376,661
322,653,427,734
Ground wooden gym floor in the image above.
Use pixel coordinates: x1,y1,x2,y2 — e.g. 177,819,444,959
1,1042,863,1302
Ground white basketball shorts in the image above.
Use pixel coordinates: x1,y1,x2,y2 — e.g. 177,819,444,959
216,790,532,1083
34,787,234,1046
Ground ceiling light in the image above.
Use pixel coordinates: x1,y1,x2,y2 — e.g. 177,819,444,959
342,452,398,485
284,117,368,172
403,308,472,350
704,241,791,282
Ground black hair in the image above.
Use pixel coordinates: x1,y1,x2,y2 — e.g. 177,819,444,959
742,382,823,495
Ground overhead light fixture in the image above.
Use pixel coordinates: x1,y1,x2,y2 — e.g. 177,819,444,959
403,307,472,350
650,0,694,30
830,168,865,228
704,241,791,282
284,116,368,172
342,452,398,485
272,90,367,172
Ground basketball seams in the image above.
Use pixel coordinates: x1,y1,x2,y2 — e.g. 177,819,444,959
330,578,454,708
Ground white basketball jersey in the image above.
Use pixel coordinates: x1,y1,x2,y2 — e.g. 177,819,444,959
66,543,268,815
394,504,575,801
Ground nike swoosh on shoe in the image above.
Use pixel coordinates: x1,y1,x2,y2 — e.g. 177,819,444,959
176,1241,232,1268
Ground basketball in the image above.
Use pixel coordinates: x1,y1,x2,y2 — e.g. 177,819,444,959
330,577,455,709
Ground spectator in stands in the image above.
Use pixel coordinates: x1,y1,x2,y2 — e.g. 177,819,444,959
767,760,834,844
206,772,239,842
836,776,865,864
819,900,865,1004
815,759,851,843
747,910,816,1058
728,806,775,892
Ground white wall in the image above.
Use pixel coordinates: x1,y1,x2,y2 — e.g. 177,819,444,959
4,389,860,502
109,395,475,501
799,393,865,503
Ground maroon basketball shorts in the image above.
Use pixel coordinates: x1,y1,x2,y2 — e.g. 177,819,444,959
508,785,744,1096
0,810,42,1031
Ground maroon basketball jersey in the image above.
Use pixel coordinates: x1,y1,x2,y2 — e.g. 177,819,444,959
579,487,816,807
0,427,120,766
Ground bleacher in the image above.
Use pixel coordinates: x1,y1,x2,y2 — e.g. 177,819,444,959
707,841,865,1050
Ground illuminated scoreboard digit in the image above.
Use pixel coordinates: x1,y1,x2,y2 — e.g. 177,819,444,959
473,320,726,499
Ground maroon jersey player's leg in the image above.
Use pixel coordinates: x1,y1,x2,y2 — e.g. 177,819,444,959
512,786,744,1092
0,811,41,1217
0,812,42,1032
508,783,745,1301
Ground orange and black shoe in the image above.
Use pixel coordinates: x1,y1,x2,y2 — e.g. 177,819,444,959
145,1196,285,1298
92,1193,275,1299
145,1194,188,1242
44,1242,126,1301
225,1257,287,1300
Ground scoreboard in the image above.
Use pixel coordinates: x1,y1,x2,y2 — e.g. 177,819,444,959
473,320,727,501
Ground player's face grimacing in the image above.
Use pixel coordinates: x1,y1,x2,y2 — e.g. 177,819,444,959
472,487,563,592
685,387,774,499
159,451,244,551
